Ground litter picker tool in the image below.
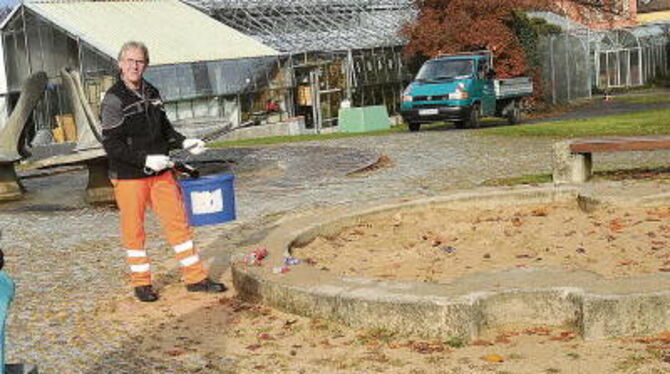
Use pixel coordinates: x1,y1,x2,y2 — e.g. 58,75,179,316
144,120,257,178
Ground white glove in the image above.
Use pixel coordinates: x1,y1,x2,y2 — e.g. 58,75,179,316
182,138,207,155
144,155,172,173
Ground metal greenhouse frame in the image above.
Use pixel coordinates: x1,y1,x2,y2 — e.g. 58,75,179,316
186,0,415,53
1,3,289,141
532,11,670,103
591,28,642,88
185,0,416,131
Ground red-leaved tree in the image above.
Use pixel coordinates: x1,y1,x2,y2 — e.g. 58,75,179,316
402,0,624,78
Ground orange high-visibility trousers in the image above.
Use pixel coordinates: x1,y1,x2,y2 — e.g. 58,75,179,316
111,171,208,287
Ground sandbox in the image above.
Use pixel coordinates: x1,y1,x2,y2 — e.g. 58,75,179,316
232,186,670,341
294,202,670,283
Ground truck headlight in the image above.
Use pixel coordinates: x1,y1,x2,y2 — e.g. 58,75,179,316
449,83,469,100
402,95,413,102
448,91,469,100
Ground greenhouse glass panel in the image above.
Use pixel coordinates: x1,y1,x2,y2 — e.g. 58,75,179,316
619,50,629,86
630,49,642,86
607,51,619,87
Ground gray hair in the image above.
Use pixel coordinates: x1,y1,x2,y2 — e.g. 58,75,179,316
117,41,149,63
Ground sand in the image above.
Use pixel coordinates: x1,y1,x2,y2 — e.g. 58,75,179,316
294,202,670,283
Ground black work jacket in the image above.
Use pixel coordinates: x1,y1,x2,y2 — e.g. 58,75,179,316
100,79,185,179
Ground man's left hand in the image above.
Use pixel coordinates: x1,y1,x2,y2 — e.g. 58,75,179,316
182,138,207,155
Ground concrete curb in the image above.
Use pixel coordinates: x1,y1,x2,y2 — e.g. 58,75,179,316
231,185,670,341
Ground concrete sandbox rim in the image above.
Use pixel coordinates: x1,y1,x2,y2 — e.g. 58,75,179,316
231,185,670,341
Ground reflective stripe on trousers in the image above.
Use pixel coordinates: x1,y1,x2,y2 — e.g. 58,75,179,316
112,172,208,286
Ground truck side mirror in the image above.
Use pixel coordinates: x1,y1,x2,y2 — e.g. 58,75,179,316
486,68,496,79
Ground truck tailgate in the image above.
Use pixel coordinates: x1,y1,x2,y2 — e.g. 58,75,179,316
494,77,533,99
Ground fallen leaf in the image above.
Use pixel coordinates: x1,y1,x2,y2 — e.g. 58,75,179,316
609,218,626,232
319,338,332,347
410,340,445,354
549,331,576,342
165,349,187,356
283,319,298,328
531,208,548,217
495,336,511,344
246,344,262,351
524,327,551,336
482,354,505,363
471,339,493,346
392,213,403,227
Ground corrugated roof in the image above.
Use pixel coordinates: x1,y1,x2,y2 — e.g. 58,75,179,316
22,0,279,66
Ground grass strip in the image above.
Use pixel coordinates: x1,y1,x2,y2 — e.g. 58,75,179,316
478,107,670,138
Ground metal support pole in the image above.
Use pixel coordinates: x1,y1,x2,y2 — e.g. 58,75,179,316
345,48,353,102
550,36,556,105
587,29,592,99
310,69,321,133
21,7,32,76
565,34,571,102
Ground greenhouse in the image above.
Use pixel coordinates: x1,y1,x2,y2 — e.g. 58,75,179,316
531,11,670,103
186,0,416,131
591,22,668,90
0,0,282,144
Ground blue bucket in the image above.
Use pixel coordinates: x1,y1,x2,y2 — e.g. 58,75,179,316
180,173,236,226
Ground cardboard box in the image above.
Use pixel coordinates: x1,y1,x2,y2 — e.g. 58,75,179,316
56,114,77,142
52,126,65,143
296,85,312,106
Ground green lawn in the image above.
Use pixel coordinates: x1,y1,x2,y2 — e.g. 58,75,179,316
210,92,670,147
483,165,670,187
612,93,670,105
208,122,460,148
478,107,670,138
209,127,404,148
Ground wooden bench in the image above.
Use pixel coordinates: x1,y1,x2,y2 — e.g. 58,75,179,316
552,135,670,184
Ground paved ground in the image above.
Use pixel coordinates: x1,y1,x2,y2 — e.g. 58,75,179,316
3,98,670,372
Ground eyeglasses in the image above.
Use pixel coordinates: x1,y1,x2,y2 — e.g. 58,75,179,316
124,58,147,66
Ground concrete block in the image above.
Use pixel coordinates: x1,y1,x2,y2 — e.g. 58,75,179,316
552,140,592,184
478,290,582,334
0,163,22,201
338,106,391,133
581,293,670,340
84,157,114,205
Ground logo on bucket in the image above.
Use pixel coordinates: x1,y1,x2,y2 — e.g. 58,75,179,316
190,189,224,215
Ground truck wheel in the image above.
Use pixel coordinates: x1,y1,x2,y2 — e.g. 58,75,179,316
507,101,521,125
453,121,466,129
408,122,421,132
466,104,480,128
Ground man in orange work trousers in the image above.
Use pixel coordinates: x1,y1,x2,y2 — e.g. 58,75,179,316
101,41,227,302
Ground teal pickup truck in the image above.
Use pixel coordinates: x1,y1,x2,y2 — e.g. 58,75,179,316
400,51,533,132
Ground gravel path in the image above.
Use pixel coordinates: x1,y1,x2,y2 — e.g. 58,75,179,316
4,120,670,372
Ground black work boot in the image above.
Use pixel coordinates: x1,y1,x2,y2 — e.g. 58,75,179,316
134,285,159,302
186,278,227,293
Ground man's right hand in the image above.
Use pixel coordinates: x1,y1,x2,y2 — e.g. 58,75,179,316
144,155,172,173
